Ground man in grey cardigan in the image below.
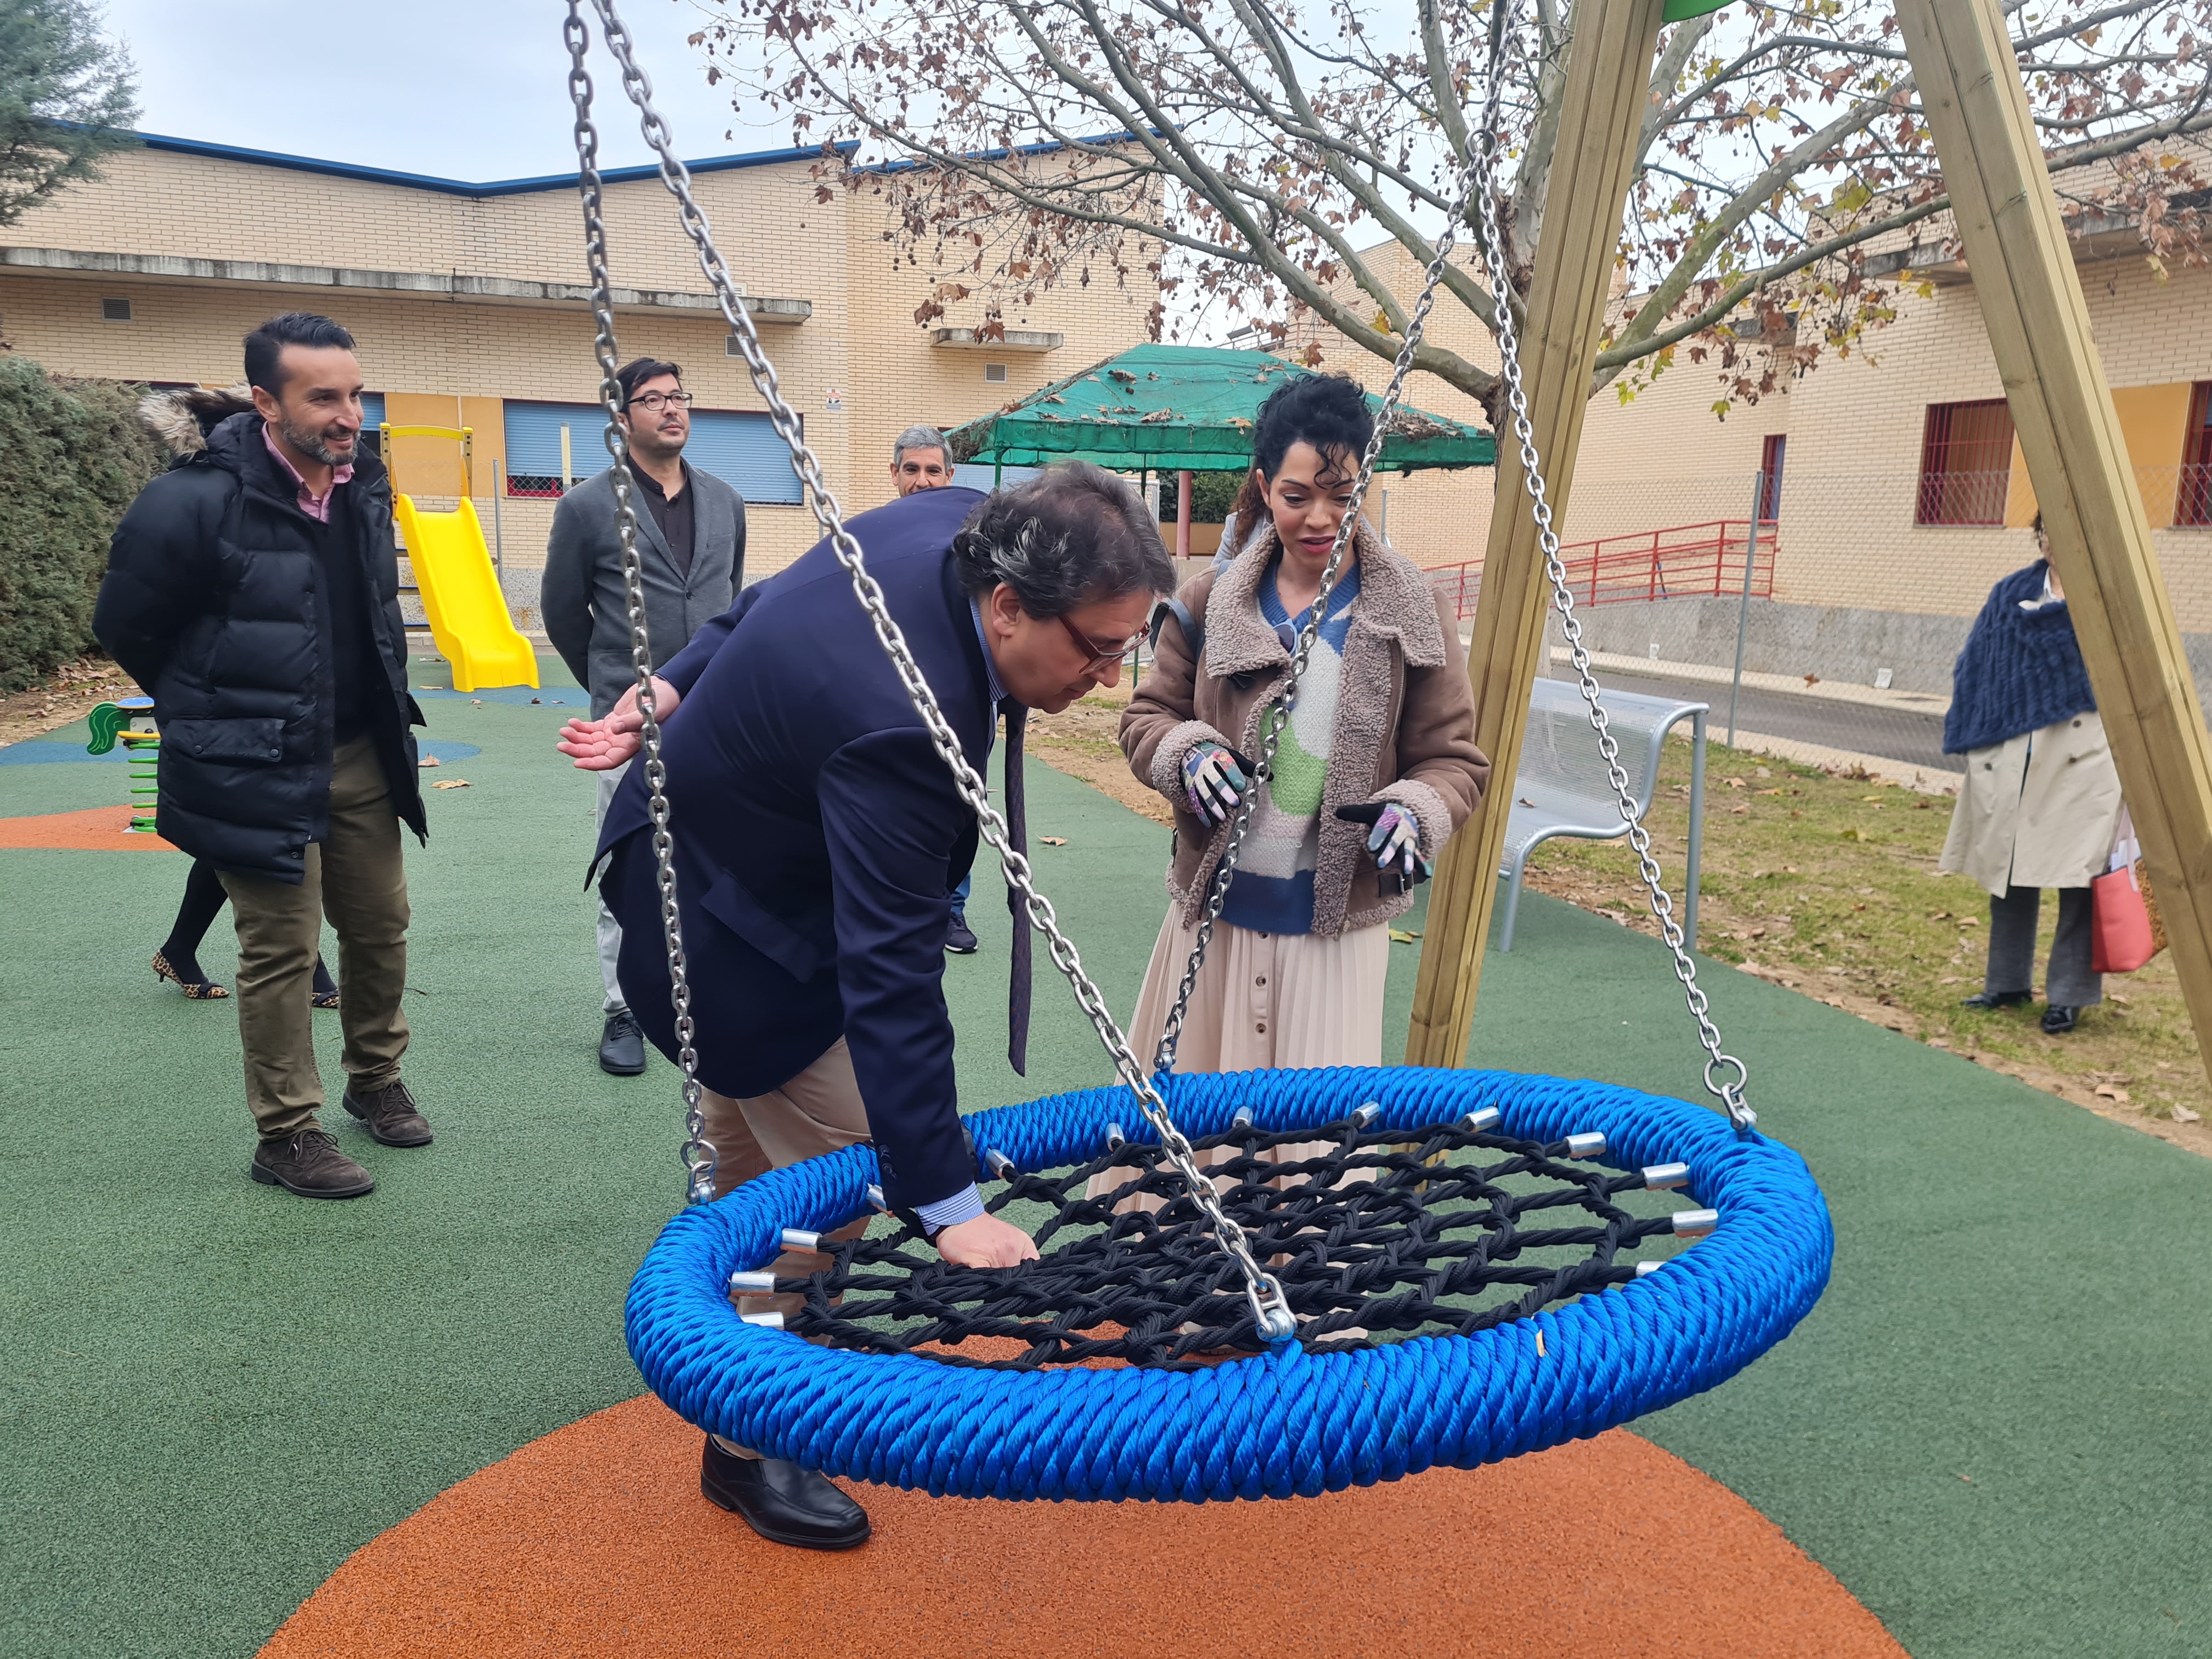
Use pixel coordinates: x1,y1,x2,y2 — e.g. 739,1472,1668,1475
541,357,744,1075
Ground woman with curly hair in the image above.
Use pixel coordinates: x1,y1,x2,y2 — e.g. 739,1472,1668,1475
1119,373,1489,1075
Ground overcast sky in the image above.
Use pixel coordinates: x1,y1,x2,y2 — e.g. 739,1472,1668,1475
97,0,784,180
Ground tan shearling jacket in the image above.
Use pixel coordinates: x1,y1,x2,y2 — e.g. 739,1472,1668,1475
1120,520,1490,935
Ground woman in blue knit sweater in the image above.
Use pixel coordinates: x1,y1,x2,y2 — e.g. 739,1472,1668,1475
1938,514,2124,1034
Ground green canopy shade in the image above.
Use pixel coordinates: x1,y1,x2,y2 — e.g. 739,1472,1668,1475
945,342,1495,475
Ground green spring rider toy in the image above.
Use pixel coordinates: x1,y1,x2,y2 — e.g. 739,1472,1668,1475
86,697,160,833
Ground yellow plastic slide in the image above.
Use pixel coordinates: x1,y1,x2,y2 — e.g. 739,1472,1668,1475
395,495,539,692
380,421,539,693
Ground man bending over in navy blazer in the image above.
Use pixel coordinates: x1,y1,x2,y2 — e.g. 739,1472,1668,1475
555,461,1174,1550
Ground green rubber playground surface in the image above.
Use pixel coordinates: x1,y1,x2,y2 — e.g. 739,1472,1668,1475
2,653,2206,1657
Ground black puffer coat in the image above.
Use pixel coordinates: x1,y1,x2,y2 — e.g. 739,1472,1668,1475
93,391,427,881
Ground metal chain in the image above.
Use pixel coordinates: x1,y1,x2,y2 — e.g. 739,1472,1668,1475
1462,7,1755,1132
564,6,716,1203
566,0,1300,1338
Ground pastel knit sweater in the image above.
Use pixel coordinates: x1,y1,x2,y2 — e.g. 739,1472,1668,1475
1219,561,1363,935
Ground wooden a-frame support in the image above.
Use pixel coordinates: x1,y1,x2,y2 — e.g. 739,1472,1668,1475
1410,0,2212,1096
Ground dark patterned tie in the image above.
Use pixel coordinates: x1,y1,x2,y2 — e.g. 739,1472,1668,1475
1001,698,1031,1075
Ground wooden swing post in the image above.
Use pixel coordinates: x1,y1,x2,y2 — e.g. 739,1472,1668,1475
1894,0,2212,1090
1406,0,1671,1067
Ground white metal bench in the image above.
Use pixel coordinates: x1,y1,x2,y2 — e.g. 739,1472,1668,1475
1498,676,1709,951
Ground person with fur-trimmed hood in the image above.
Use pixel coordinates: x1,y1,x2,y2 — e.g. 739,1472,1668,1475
95,312,432,1200
1118,374,1488,1088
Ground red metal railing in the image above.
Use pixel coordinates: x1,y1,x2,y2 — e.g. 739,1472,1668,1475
1427,518,1778,621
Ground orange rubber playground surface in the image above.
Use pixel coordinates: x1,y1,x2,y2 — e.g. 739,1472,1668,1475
5,668,2208,1659
0,802,175,850
262,1396,1903,1658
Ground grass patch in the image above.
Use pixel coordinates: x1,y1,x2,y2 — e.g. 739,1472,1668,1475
1521,737,2211,1145
1019,674,2212,1154
1027,680,1174,827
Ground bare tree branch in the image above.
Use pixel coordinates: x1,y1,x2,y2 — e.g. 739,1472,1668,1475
697,0,2212,414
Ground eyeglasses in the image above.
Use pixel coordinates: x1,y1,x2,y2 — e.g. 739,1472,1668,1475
627,391,695,413
1055,612,1145,674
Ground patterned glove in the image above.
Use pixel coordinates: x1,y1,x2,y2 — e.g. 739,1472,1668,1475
1181,741,1251,827
1334,800,1432,889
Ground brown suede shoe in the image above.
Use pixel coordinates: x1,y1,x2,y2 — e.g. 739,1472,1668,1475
251,1129,376,1198
343,1079,433,1147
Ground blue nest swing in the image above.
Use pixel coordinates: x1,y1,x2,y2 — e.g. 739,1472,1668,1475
566,0,1830,1511
627,1067,1830,1503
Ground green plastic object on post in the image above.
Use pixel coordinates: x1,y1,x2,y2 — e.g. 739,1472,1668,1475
86,698,161,832
84,701,132,757
1662,0,1734,18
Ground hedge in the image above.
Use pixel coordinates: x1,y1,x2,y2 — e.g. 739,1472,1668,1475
1154,467,1241,526
0,354,168,693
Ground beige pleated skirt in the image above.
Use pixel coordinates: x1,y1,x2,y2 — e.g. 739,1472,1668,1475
1088,909,1392,1210
1126,908,1393,1073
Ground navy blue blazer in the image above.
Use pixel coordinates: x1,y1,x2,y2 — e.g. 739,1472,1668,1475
597,486,996,1212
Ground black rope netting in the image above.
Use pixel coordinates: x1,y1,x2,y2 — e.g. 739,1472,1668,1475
770,1116,1688,1370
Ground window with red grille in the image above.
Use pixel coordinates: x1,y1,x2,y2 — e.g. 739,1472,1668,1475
1916,398,2015,526
2179,382,2212,528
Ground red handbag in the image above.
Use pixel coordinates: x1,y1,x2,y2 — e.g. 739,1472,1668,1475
2091,863,2158,974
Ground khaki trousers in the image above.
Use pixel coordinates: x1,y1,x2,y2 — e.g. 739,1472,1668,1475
698,1035,875,1198
700,1041,873,1455
218,736,410,1139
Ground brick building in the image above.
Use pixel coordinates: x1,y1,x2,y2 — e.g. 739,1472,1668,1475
0,132,1158,628
1306,227,2212,695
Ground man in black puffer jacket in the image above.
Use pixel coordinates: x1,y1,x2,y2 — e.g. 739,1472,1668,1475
96,312,432,1199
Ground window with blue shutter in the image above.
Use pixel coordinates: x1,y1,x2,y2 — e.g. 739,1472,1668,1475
358,392,386,462
501,400,802,504
682,409,803,505
503,400,610,497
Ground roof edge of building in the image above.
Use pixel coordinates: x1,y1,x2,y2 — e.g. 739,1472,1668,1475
128,129,859,197
0,244,815,320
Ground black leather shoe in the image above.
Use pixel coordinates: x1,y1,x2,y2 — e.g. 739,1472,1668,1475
1960,990,2033,1011
945,912,979,955
2041,1004,2079,1035
699,1435,870,1550
599,1009,647,1076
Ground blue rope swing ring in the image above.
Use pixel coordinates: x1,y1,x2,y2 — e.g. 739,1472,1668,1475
627,1065,1832,1504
